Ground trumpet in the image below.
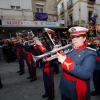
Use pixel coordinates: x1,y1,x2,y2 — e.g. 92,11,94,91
31,43,73,62
24,37,43,45
22,40,34,46
43,48,73,62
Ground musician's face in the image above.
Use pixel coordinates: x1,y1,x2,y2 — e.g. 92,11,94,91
71,36,86,48
26,36,30,40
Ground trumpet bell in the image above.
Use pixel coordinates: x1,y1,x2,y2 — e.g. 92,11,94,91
31,55,40,62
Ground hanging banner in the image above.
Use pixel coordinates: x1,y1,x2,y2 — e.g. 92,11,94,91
36,13,48,20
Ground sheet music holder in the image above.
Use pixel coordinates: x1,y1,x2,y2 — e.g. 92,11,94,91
42,32,55,46
87,30,97,37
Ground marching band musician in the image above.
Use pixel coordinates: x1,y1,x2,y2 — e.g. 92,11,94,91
91,27,100,96
33,28,58,100
23,31,37,82
56,27,97,100
15,33,25,75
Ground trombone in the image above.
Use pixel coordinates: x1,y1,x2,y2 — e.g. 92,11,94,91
31,43,73,62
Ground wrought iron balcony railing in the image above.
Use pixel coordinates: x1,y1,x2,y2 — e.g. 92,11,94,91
60,7,64,14
87,0,96,4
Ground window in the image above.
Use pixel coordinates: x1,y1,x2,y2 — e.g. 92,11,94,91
69,14,73,22
36,4,44,13
88,11,93,21
67,14,73,25
36,8,43,13
61,2,64,8
11,6,20,10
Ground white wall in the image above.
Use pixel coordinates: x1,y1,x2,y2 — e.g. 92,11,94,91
96,0,100,4
94,5,100,24
81,2,88,23
73,3,79,22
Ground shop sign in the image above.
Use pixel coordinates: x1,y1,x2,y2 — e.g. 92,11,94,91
1,20,60,27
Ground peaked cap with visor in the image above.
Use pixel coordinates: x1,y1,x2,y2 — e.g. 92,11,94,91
68,26,88,36
44,28,56,39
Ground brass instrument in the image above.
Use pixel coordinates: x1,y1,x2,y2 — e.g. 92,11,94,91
43,48,73,62
22,37,43,45
87,29,99,45
88,37,100,45
31,43,73,62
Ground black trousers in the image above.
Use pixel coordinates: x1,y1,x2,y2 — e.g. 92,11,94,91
61,94,70,100
93,69,100,92
0,77,3,88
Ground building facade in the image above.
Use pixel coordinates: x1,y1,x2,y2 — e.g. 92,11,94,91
0,0,64,38
57,0,100,31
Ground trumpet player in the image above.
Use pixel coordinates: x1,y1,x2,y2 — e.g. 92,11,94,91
56,27,97,100
15,33,25,75
91,27,100,96
33,28,58,100
23,32,37,82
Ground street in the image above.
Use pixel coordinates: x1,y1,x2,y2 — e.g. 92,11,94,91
0,60,100,100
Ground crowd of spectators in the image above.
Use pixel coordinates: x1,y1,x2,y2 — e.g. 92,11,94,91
0,38,17,63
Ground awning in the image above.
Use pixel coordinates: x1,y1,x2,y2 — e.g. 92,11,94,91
0,25,68,30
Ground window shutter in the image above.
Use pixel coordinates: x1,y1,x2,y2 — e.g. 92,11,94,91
0,0,9,8
21,0,31,10
10,0,20,6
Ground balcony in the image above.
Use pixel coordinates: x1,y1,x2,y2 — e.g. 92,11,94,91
88,17,96,25
74,20,79,25
67,20,73,26
60,7,64,15
87,0,96,4
67,0,73,9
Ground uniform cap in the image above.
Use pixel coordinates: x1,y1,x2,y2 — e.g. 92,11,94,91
27,31,34,38
68,27,88,36
44,28,55,34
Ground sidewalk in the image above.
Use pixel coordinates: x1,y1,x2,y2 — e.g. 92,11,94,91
0,60,100,100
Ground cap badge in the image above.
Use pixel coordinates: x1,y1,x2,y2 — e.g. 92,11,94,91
71,28,76,32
